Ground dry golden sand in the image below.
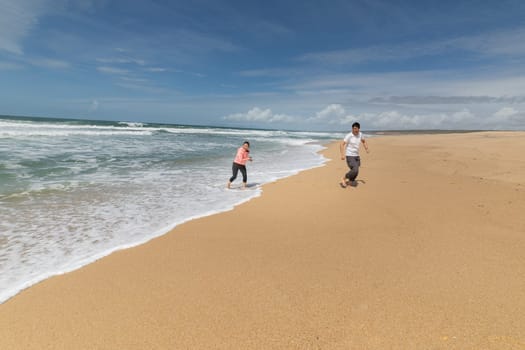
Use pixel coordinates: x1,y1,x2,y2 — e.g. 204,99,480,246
1,132,524,349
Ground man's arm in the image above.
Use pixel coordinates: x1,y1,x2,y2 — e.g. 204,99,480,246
340,141,347,160
361,138,369,153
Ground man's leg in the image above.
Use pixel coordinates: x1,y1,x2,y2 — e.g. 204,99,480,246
345,156,360,183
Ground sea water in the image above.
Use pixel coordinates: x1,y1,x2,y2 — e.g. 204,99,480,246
0,115,342,303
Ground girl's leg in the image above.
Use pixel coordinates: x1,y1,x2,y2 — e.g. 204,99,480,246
240,166,247,188
228,163,240,188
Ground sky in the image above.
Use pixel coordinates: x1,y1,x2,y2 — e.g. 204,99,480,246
1,0,525,131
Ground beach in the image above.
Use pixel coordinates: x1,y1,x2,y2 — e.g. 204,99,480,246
1,131,524,349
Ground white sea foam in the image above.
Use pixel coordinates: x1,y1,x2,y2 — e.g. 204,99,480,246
0,116,338,303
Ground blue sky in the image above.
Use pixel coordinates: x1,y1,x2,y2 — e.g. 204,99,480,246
1,0,525,131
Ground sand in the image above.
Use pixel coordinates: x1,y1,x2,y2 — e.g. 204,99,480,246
1,131,524,349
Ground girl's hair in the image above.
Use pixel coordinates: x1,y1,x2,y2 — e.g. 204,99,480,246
243,141,250,146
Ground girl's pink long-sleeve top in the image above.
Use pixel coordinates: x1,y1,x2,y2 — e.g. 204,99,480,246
233,147,250,165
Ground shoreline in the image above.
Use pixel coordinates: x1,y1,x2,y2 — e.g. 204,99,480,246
1,131,524,349
0,135,330,305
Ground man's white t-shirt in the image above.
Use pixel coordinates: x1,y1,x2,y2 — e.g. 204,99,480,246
343,131,363,157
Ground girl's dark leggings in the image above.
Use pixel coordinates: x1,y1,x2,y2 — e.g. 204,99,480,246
230,162,247,183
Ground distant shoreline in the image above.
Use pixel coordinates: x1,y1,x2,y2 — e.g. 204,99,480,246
1,114,514,134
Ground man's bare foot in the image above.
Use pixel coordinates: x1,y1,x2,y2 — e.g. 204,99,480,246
340,178,351,188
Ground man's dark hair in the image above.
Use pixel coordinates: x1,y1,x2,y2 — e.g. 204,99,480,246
352,122,361,129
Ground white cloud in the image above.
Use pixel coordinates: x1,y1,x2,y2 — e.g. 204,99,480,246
145,67,167,72
354,107,524,130
306,104,379,128
298,27,525,66
457,27,525,56
97,66,129,75
370,95,525,105
292,104,524,130
114,82,170,94
490,107,525,128
239,67,300,78
29,57,70,69
316,104,346,119
494,107,519,118
0,61,23,70
166,29,240,54
307,104,355,125
223,107,296,123
90,99,99,111
358,110,442,130
96,57,146,66
119,76,149,83
448,75,525,97
0,0,48,54
279,67,525,110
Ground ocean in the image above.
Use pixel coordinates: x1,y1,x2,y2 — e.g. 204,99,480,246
0,115,342,303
